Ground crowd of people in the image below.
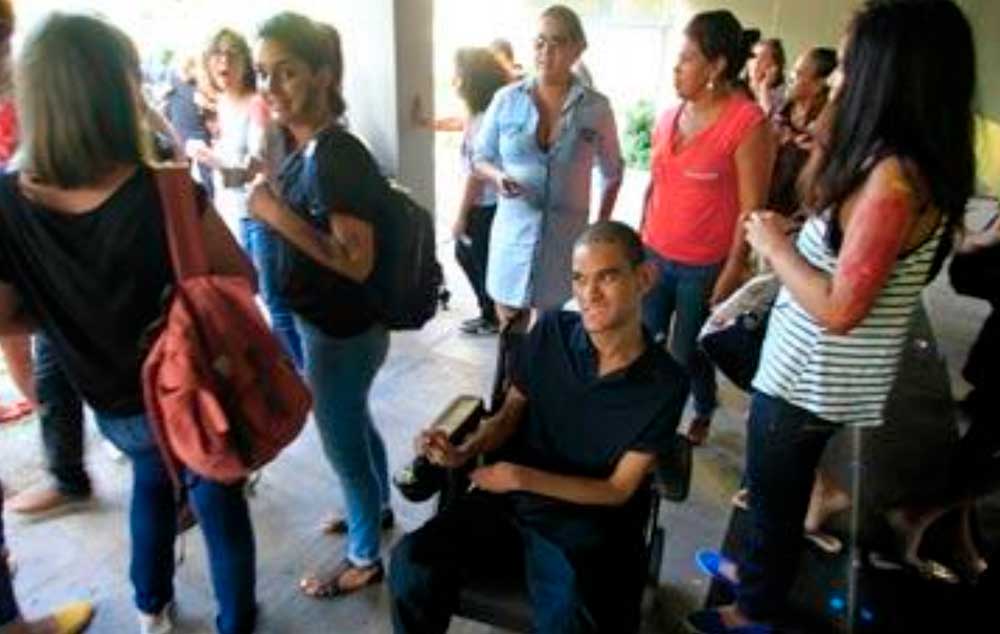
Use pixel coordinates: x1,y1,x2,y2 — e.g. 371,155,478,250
0,1,994,633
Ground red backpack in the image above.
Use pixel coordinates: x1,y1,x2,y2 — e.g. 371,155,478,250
143,168,312,484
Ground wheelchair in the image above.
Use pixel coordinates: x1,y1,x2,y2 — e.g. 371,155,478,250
422,320,695,632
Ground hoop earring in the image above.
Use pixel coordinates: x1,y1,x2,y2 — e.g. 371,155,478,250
707,78,716,91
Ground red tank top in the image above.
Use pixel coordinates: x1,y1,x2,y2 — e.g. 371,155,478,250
642,96,765,265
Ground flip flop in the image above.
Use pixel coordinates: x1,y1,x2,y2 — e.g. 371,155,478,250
695,549,740,587
51,600,95,634
867,551,960,584
804,531,843,555
0,400,33,424
300,559,385,599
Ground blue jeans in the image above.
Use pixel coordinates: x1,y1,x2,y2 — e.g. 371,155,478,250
95,413,257,634
240,218,303,370
34,335,91,497
736,392,837,621
642,252,721,417
389,493,595,634
0,485,20,626
299,319,390,566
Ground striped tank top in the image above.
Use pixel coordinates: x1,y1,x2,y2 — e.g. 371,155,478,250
752,213,944,426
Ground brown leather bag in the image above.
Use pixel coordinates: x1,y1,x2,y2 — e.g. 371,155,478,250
143,168,312,484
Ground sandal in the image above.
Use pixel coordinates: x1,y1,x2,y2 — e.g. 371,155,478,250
299,558,385,599
804,531,843,555
867,551,960,585
0,400,33,424
321,508,395,535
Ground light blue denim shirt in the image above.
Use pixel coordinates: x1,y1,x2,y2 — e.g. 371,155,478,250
474,77,623,309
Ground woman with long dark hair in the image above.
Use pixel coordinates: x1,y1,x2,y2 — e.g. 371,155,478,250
249,12,392,600
641,10,773,446
0,13,259,634
690,1,976,631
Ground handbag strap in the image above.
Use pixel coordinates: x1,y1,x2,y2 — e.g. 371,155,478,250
153,167,210,280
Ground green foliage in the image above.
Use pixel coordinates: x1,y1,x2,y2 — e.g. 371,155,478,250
623,99,655,170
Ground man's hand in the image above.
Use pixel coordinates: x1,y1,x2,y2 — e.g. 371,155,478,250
417,429,476,469
469,462,525,494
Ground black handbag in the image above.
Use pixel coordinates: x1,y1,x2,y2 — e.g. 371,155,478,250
698,273,780,392
949,214,1000,303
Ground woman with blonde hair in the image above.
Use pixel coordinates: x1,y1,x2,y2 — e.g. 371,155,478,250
474,4,624,328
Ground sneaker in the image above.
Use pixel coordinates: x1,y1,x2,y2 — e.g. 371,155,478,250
138,602,174,634
6,485,93,521
459,317,499,336
459,317,486,334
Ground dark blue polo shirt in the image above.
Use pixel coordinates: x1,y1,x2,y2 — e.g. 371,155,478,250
504,310,689,553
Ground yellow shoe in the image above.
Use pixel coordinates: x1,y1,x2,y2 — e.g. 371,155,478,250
50,601,94,634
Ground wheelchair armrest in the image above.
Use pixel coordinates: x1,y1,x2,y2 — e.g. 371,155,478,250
654,433,693,503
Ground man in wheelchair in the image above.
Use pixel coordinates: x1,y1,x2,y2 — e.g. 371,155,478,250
389,221,689,633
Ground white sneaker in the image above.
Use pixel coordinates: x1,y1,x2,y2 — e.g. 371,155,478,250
139,601,175,634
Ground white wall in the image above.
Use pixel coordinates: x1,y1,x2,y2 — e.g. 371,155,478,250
328,0,435,210
393,0,435,210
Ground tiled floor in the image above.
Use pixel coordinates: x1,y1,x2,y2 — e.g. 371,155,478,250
1,195,996,632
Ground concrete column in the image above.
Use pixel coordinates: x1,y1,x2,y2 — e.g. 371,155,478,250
331,0,435,211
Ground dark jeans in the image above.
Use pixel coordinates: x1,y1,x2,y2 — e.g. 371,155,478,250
736,392,838,621
33,335,91,497
95,413,256,633
962,307,997,396
240,218,303,370
0,485,20,626
454,205,497,322
389,494,596,634
642,252,721,417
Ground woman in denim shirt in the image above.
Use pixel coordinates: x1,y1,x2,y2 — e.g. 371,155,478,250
475,4,623,324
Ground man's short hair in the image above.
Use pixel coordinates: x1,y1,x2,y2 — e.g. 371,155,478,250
575,221,645,268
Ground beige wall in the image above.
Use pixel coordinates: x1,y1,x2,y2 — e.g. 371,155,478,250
957,0,1000,120
680,0,851,64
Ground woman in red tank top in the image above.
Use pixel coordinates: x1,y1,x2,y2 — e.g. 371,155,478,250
641,10,773,445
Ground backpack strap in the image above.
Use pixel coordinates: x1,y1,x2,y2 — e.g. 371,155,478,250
153,167,210,279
